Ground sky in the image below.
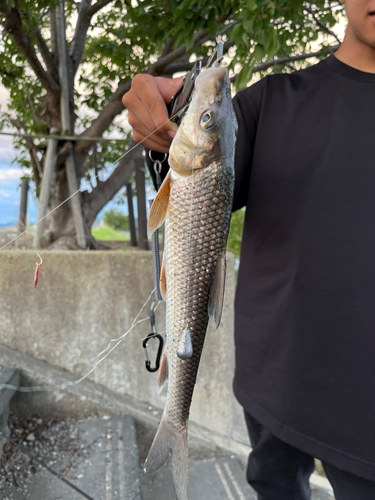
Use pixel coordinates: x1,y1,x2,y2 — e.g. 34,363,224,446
0,86,36,227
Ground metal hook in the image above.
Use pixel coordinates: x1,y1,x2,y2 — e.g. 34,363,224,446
149,152,167,189
36,252,43,266
142,333,164,373
148,151,167,165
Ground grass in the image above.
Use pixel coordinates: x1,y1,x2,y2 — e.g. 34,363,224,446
91,225,129,241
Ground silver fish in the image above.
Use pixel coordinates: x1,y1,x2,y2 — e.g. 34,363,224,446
144,66,237,500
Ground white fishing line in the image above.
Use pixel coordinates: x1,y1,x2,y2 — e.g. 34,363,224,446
0,104,189,253
0,288,156,393
92,288,157,361
0,103,189,391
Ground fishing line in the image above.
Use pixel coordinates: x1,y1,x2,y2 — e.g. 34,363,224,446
0,104,189,253
0,106,188,390
0,288,156,393
92,288,158,361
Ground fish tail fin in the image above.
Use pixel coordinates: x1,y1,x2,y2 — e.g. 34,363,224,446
142,416,188,500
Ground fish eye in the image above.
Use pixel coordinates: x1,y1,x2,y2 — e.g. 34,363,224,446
200,110,215,130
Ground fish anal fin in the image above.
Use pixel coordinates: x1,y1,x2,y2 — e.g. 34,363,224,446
160,256,167,301
147,172,171,238
208,253,227,329
157,345,168,393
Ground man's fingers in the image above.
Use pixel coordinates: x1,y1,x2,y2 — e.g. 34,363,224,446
134,76,178,133
127,93,173,144
156,76,184,104
123,74,183,152
132,129,170,154
132,75,169,131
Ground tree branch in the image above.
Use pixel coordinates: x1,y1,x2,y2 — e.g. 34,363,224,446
0,1,60,94
50,8,58,57
303,5,341,45
87,0,114,17
231,44,340,82
70,0,114,76
160,37,174,57
36,28,59,82
74,79,131,156
147,29,209,76
82,140,143,227
6,114,43,186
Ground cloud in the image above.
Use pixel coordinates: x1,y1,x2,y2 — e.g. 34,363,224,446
0,190,10,198
0,168,25,181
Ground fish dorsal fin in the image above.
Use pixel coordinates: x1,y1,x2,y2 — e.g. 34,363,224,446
208,253,227,329
147,171,171,238
157,345,168,393
160,255,167,301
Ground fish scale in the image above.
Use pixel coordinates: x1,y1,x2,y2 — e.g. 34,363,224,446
164,163,233,429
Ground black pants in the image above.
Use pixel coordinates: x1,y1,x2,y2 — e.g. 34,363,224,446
244,410,375,500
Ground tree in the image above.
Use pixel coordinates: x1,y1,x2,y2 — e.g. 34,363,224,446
0,0,344,248
103,208,128,231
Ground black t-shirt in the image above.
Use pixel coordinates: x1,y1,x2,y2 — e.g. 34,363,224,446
232,55,375,480
146,55,375,480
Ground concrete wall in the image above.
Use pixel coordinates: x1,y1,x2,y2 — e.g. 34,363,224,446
0,250,249,456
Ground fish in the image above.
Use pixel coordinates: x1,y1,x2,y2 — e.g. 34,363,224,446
144,66,237,500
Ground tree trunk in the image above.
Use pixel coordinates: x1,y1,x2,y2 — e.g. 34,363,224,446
126,183,137,247
18,179,29,234
135,158,149,251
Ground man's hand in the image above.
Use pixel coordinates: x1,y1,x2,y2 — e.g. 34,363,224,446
122,74,183,154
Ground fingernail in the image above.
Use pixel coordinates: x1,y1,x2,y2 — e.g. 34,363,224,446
167,121,178,132
167,130,176,139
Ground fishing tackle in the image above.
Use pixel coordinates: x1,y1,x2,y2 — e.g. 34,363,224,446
34,252,42,288
169,41,223,125
149,151,167,303
143,301,164,373
143,334,164,373
176,326,193,360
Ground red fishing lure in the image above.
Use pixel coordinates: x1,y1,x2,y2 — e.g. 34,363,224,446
34,253,42,288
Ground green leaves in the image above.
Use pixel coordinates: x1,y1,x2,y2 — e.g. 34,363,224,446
0,0,344,204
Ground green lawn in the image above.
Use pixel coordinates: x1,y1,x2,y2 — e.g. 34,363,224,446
91,226,129,241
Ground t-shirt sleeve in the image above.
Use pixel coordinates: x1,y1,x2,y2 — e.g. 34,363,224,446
232,77,267,211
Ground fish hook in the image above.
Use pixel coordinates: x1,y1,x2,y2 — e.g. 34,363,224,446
34,252,43,288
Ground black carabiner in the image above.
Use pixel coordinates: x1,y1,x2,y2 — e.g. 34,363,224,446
143,333,164,373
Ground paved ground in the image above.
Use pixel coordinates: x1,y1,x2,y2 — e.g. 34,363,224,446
0,416,142,500
142,457,334,500
0,416,334,500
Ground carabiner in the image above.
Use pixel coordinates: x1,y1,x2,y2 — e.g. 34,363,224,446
143,333,164,373
149,151,167,190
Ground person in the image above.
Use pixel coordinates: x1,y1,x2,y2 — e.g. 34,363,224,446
122,1,375,498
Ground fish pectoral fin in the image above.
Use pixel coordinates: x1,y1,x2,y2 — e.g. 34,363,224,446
157,345,168,393
208,253,227,329
147,171,171,238
160,255,167,301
